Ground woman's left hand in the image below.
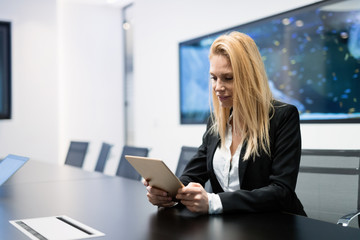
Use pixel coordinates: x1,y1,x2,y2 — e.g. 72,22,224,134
176,182,208,213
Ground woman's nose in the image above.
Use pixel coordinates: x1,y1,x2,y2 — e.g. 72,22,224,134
215,81,225,92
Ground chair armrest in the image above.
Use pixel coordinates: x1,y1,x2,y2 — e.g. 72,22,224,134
337,211,360,227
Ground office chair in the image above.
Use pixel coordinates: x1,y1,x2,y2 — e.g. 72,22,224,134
296,149,360,228
116,145,149,181
175,146,212,192
64,141,89,168
175,146,198,177
94,142,112,172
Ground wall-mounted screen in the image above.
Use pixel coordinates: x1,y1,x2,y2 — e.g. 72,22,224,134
0,22,11,119
179,0,360,124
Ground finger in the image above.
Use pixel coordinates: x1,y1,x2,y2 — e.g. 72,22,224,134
147,186,168,197
187,182,202,188
143,178,152,186
147,193,173,206
178,187,202,195
178,182,204,193
177,191,204,201
147,192,172,202
176,192,193,200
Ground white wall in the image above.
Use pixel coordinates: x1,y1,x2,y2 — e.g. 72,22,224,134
0,0,59,163
132,0,360,172
0,0,125,175
58,0,124,174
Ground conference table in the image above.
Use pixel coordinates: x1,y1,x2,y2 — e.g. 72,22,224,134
1,161,360,240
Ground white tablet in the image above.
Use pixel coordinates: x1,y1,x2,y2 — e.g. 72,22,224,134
125,155,184,197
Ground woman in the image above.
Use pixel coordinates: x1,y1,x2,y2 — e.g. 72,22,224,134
145,31,306,216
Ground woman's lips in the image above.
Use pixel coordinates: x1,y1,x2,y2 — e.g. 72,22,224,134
218,96,230,101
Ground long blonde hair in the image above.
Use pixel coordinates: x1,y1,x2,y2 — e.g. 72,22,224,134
209,32,273,160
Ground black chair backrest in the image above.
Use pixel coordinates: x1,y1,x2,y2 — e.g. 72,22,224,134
296,149,360,228
175,146,198,177
116,145,149,180
94,142,112,172
64,141,89,168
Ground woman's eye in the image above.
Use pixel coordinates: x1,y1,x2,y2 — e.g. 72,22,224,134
210,76,217,81
225,77,233,81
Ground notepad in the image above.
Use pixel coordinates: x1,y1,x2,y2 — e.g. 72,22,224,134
10,215,105,240
0,154,29,186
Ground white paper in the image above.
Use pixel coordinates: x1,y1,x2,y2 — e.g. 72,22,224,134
10,215,105,240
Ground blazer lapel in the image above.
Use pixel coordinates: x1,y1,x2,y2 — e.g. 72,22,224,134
238,140,249,188
208,135,220,176
208,136,223,192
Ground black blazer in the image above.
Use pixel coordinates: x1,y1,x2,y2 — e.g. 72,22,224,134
180,101,306,216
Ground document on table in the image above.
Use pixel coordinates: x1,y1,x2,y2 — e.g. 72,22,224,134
10,215,105,239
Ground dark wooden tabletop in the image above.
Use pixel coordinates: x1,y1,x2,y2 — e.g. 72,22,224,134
1,160,360,239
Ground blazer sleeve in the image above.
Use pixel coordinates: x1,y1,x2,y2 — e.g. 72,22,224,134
219,104,303,214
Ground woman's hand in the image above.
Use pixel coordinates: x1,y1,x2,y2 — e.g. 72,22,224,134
176,182,209,213
143,179,176,207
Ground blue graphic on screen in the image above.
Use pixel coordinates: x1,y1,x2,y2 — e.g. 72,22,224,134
179,0,360,124
0,35,3,113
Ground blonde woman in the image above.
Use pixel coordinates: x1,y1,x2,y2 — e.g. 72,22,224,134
145,32,306,216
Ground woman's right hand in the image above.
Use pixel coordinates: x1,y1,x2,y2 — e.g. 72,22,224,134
142,179,176,207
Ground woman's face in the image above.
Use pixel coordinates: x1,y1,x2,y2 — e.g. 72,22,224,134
210,55,234,108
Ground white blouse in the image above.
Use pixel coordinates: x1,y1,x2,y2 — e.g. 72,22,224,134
207,119,242,214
